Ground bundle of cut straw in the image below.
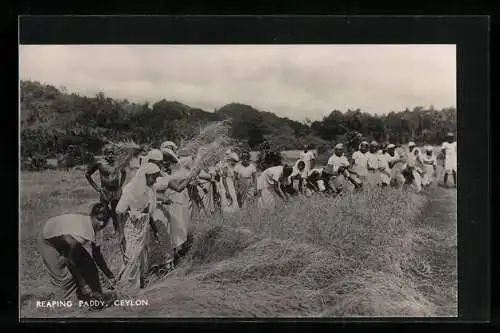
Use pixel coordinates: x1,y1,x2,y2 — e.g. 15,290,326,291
106,139,145,169
177,120,233,158
193,137,233,171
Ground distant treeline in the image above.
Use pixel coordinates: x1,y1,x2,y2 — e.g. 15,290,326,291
21,80,457,163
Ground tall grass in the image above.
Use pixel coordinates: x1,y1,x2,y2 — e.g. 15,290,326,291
20,170,456,318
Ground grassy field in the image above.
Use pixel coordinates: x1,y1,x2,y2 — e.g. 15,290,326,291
19,150,457,318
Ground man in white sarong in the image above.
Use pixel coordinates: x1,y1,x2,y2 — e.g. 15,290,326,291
385,144,406,187
421,145,438,189
256,165,293,210
115,162,162,290
37,203,116,307
441,132,457,188
403,141,423,193
215,151,240,213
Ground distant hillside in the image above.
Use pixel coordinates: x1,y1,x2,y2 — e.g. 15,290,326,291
20,80,456,160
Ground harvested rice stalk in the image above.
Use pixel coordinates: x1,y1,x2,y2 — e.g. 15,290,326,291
177,120,233,158
106,139,145,169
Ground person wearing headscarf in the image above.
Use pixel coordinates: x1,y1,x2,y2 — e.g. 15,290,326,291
326,143,362,193
193,165,219,216
115,162,162,289
421,145,438,189
385,144,406,187
351,141,370,184
441,132,457,187
256,165,294,210
37,203,116,307
161,141,178,154
154,152,201,266
215,150,240,213
377,143,391,187
234,151,258,208
289,159,308,195
366,141,381,187
402,141,423,192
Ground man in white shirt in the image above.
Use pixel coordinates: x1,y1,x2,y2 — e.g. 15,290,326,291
441,132,457,187
327,143,362,193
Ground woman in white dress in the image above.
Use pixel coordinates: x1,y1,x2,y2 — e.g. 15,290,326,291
256,165,293,210
115,162,162,290
154,151,201,266
234,151,258,208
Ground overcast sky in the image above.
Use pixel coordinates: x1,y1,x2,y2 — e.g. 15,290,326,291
19,44,456,121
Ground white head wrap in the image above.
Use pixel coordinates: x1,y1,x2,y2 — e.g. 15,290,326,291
227,152,239,162
161,147,180,163
425,145,433,152
124,162,160,212
408,141,416,147
370,141,378,146
147,149,163,162
161,141,178,151
387,144,396,149
334,143,344,150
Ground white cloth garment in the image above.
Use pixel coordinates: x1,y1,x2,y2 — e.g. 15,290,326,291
442,141,457,173
352,151,369,178
421,154,437,186
257,166,283,209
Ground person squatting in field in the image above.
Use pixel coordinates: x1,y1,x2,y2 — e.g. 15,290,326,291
256,164,294,209
441,132,457,188
37,203,117,309
85,144,127,245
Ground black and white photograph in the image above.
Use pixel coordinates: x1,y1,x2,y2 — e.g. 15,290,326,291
19,43,459,318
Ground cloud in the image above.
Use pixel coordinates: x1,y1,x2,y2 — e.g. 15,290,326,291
19,44,456,121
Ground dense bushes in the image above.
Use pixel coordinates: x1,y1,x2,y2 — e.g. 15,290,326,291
20,80,457,170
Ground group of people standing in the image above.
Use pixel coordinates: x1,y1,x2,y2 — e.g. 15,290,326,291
284,132,457,198
36,133,457,309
